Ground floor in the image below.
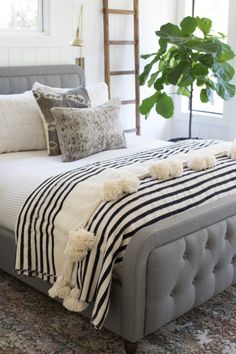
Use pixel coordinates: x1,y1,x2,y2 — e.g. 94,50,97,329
0,270,235,354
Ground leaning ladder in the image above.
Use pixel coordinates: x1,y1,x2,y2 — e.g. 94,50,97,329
103,0,140,135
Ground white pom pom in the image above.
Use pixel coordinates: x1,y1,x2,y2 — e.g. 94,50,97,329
120,175,140,194
71,287,81,299
150,161,172,180
204,153,216,169
102,180,123,201
228,142,236,160
188,156,207,172
169,160,184,178
63,294,88,312
48,284,60,299
64,228,95,262
48,276,71,299
57,286,71,299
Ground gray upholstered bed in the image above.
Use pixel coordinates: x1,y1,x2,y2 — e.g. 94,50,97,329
0,65,236,354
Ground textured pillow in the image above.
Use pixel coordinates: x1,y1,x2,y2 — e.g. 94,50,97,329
33,88,90,156
51,98,126,162
32,81,109,107
0,91,46,153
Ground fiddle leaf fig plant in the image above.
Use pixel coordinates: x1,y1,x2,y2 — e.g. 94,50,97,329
139,16,236,138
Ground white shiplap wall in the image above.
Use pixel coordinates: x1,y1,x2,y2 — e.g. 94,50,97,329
0,0,104,82
0,0,176,139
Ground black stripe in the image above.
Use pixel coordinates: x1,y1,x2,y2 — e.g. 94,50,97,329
90,174,236,299
81,160,236,294
91,182,236,323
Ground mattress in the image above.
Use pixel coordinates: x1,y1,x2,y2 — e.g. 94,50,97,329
0,135,171,232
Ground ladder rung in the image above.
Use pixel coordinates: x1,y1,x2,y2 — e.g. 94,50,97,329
110,70,135,76
104,9,135,15
121,100,136,105
109,40,135,45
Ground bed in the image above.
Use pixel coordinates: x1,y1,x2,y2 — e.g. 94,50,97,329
0,65,236,354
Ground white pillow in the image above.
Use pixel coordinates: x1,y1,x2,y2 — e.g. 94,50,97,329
32,81,109,107
86,82,109,107
0,91,46,153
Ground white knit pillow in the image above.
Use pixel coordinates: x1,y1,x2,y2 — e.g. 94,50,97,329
0,91,46,153
32,81,109,107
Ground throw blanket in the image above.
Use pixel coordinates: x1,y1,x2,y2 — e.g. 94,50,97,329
15,140,236,329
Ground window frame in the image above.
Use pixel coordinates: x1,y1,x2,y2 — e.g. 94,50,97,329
0,0,45,35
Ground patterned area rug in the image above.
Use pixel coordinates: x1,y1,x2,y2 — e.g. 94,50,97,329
0,270,235,354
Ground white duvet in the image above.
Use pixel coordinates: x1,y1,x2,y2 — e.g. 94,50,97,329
0,135,171,232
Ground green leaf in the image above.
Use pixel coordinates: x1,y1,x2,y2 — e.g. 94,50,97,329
192,63,209,76
196,76,205,87
139,56,159,85
177,87,191,97
156,23,182,38
218,32,226,39
200,88,209,103
178,69,194,87
141,53,158,60
159,38,168,54
154,77,165,90
155,93,174,118
215,41,235,62
213,62,235,81
216,80,235,100
167,62,186,85
196,17,212,35
197,54,214,67
180,16,197,36
140,92,160,116
187,39,218,53
205,78,215,90
148,71,159,87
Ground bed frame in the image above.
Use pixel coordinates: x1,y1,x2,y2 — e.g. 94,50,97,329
0,65,236,354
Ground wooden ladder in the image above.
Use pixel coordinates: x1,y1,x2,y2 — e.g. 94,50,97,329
103,0,140,135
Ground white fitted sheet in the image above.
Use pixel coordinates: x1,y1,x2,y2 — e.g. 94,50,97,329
0,135,171,232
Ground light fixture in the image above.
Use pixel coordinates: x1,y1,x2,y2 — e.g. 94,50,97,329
70,3,85,69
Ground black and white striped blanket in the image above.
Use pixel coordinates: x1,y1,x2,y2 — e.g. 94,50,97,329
15,140,236,329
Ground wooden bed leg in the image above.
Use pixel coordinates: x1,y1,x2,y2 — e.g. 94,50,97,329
124,339,138,354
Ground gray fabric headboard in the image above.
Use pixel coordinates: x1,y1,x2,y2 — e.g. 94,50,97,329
0,65,85,94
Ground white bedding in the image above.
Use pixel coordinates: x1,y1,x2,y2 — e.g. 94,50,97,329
0,135,171,232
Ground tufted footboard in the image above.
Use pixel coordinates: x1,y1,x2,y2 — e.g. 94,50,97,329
1,194,236,351
121,194,236,343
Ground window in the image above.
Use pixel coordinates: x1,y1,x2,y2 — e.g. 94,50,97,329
0,0,43,32
192,0,230,115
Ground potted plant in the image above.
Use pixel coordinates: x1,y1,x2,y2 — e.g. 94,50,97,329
139,16,236,139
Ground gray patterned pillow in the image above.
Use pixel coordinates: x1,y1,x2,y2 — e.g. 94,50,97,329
33,88,90,156
51,98,127,162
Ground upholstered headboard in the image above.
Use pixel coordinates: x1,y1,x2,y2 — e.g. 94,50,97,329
0,65,85,94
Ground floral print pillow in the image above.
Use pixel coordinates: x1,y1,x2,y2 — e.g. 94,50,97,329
51,98,127,162
33,88,90,156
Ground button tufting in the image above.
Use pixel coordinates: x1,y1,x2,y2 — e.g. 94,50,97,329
225,234,229,240
170,290,175,297
192,278,196,285
212,266,216,273
205,243,209,250
183,253,188,260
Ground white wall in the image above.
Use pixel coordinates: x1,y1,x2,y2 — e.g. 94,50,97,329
139,0,176,139
0,0,176,139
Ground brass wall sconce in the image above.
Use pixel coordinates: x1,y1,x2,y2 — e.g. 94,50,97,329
70,4,85,69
